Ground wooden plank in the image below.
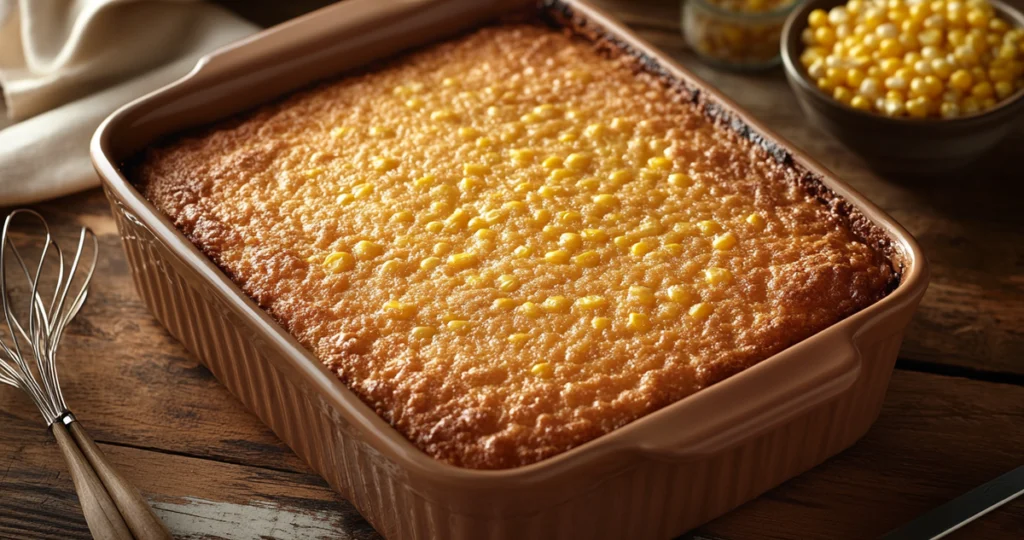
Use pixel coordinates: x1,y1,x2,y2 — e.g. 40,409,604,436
3,369,1021,539
0,414,376,540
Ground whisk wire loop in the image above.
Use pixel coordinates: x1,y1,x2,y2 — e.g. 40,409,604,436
0,209,96,424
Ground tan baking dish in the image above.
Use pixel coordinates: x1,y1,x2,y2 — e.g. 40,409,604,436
91,0,929,537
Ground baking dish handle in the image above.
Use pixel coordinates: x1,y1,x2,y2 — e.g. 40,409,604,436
631,331,863,461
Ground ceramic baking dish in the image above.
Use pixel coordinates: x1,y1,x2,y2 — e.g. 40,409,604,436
91,0,929,537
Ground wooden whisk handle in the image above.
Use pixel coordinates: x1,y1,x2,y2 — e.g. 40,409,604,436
67,421,173,540
51,422,134,540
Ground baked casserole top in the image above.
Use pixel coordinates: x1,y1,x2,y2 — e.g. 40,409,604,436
136,22,894,469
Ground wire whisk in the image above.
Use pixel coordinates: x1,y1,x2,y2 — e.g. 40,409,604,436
1,209,170,540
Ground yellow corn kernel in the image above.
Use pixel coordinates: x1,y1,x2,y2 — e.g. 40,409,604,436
414,174,436,188
447,252,477,270
465,217,487,232
425,221,444,233
442,77,457,87
558,211,582,224
661,243,683,256
475,229,497,241
463,163,489,177
479,208,502,224
420,257,441,270
746,213,766,228
591,316,611,330
446,320,471,334
405,98,424,110
330,126,351,138
576,295,607,310
503,200,526,213
390,211,414,224
518,302,543,318
382,301,416,319
564,153,592,170
508,333,531,345
697,220,720,236
537,185,557,198
542,296,571,313
323,251,355,271
592,194,618,212
432,242,452,256
542,155,563,169
411,326,436,340
545,250,570,264
627,312,651,332
498,274,521,292
688,302,713,319
549,168,575,182
513,245,533,259
353,241,382,259
713,232,738,251
558,232,583,252
667,285,691,304
579,229,607,243
457,126,479,139
459,177,481,193
630,240,654,257
373,157,399,172
609,169,633,185
668,173,692,187
613,235,632,249
511,148,536,164
336,193,355,205
647,156,672,170
475,136,493,148
628,286,655,306
530,362,553,378
379,260,403,274
351,183,374,199
304,168,323,178
704,267,733,285
573,250,600,268
493,298,517,310
445,209,470,230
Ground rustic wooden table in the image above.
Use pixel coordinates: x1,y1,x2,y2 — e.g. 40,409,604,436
2,1,1022,538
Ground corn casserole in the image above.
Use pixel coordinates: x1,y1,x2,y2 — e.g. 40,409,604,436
134,22,895,469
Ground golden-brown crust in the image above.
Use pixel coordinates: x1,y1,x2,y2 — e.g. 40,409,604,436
135,22,894,469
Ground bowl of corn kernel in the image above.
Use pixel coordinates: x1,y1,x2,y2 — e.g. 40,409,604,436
781,0,1024,173
684,0,803,69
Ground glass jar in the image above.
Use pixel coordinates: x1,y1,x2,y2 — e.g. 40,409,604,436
682,0,802,70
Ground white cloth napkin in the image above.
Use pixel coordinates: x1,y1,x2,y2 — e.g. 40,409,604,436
0,0,257,206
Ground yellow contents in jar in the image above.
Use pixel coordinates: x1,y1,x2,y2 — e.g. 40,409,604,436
684,0,801,67
800,0,1024,118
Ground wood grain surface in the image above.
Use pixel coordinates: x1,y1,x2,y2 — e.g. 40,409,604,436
2,1,1022,538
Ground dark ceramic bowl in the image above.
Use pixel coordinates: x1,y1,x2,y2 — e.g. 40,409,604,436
781,0,1024,175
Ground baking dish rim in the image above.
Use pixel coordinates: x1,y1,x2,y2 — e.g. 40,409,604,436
90,0,930,486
